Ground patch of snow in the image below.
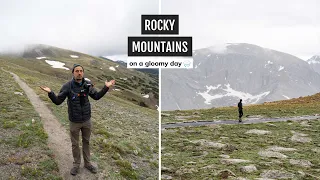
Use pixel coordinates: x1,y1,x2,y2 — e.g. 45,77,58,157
116,65,119,67
197,84,270,105
194,80,198,83
120,77,127,81
308,60,320,64
14,92,23,96
265,61,274,68
36,56,46,60
114,89,121,91
206,84,222,90
195,62,201,69
208,43,229,54
70,55,79,58
45,60,69,70
109,67,116,71
207,54,211,57
279,66,284,71
282,95,290,99
143,94,149,98
249,72,252,74
307,55,320,64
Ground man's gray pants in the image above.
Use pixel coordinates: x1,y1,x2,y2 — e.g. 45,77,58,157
69,119,92,168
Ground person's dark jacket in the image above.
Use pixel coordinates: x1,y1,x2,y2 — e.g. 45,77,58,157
48,78,109,122
238,102,243,111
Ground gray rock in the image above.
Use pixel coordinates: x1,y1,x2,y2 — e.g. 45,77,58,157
266,146,297,152
161,174,173,179
298,171,305,177
201,164,216,170
14,92,23,95
300,121,311,127
175,167,198,175
220,136,229,139
246,129,271,135
289,159,313,168
260,170,295,179
186,161,197,165
219,154,230,159
258,151,287,159
240,165,258,173
161,166,174,173
291,134,311,143
220,158,251,164
266,123,277,127
216,169,236,179
192,139,226,149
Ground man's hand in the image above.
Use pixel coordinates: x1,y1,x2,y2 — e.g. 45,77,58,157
105,80,116,87
40,86,51,93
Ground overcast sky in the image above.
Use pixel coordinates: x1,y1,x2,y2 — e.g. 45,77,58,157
162,0,320,60
1,0,319,60
0,0,158,56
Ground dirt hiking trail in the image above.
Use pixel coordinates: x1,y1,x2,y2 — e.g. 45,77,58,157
4,69,99,180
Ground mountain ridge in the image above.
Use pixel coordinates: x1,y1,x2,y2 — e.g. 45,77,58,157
162,43,320,111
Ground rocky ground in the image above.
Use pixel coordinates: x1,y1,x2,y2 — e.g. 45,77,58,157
161,119,320,179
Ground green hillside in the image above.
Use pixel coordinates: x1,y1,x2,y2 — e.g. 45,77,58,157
162,93,320,123
0,44,159,179
6,44,159,110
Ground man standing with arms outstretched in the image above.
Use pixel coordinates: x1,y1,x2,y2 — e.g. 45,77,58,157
40,64,115,176
238,99,243,122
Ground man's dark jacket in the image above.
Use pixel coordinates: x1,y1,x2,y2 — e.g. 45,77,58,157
48,78,109,122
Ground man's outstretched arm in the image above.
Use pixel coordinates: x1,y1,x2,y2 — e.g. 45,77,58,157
40,84,68,105
89,79,115,100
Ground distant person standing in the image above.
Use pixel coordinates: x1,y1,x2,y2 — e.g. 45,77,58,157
238,99,243,122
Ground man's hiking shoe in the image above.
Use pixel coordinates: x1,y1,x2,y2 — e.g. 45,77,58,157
85,164,97,174
70,167,79,176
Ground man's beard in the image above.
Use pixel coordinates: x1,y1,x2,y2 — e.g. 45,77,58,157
75,76,82,81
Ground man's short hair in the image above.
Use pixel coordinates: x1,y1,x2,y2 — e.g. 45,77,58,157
72,64,84,73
